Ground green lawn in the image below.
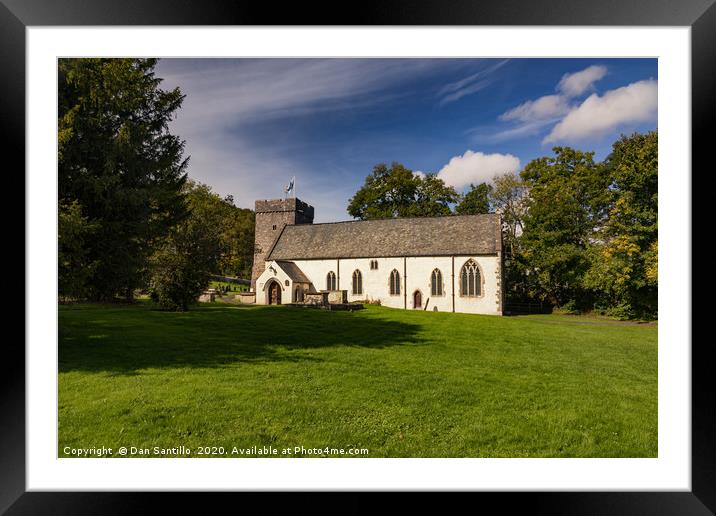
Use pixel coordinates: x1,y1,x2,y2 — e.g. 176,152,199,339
58,302,657,458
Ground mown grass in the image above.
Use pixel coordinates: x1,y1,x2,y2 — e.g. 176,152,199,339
58,302,657,458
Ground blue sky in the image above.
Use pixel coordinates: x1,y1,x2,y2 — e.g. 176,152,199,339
156,58,657,222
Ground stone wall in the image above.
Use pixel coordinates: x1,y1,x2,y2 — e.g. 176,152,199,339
234,292,256,304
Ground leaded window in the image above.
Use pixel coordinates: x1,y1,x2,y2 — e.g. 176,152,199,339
352,270,363,295
459,259,481,297
389,269,401,296
326,271,337,291
431,269,443,296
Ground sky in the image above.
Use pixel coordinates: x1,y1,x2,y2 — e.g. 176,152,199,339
156,58,658,222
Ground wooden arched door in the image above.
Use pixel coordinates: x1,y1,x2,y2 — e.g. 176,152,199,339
413,290,422,309
268,281,281,305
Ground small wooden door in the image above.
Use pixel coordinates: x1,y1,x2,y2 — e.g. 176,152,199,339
269,282,281,305
413,290,422,309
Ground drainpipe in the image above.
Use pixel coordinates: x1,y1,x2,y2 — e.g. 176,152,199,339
451,256,455,313
403,257,407,310
337,258,340,290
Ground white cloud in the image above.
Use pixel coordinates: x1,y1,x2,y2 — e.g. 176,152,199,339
436,151,520,190
499,94,571,122
413,171,426,179
499,65,607,129
557,65,608,97
544,79,657,143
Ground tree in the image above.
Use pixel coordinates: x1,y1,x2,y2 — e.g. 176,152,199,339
148,182,224,311
347,162,458,219
518,147,612,308
223,207,255,279
456,182,493,215
584,131,658,318
489,172,529,260
58,58,188,301
180,180,256,279
58,200,98,301
409,173,460,217
487,172,530,304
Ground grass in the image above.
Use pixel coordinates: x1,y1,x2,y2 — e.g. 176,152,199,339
58,302,657,458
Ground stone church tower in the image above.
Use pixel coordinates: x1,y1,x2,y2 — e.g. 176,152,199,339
251,198,314,290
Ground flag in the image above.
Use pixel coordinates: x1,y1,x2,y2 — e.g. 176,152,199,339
284,177,295,195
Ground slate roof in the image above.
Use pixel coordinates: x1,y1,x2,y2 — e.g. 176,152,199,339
267,214,501,260
275,260,312,283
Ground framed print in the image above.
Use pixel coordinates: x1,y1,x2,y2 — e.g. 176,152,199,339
2,0,711,513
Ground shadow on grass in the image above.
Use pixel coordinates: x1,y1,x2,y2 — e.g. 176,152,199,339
59,303,424,375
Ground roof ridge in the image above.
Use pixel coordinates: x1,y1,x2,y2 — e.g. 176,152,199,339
288,212,498,228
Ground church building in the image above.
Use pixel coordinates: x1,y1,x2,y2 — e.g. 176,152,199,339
251,197,504,316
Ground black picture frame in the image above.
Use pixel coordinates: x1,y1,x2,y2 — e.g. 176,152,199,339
2,1,709,513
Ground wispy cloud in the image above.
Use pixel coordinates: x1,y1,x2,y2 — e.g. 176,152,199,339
476,118,562,143
437,59,509,106
161,59,458,132
156,58,468,219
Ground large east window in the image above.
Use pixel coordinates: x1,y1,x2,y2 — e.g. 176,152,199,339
459,259,482,297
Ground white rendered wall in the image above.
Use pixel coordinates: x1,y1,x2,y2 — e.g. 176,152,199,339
255,262,294,305
285,255,502,315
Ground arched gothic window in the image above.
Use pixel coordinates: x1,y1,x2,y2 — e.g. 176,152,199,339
389,269,401,296
326,271,337,291
460,259,482,297
431,269,443,296
352,270,363,295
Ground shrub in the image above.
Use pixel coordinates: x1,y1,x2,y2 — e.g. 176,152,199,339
148,218,222,311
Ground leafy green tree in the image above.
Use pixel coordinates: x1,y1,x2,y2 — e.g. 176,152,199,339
58,58,188,301
224,207,255,279
58,200,98,301
456,182,493,215
584,131,658,318
348,162,458,219
409,173,460,217
180,180,256,279
148,182,224,311
519,147,612,308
